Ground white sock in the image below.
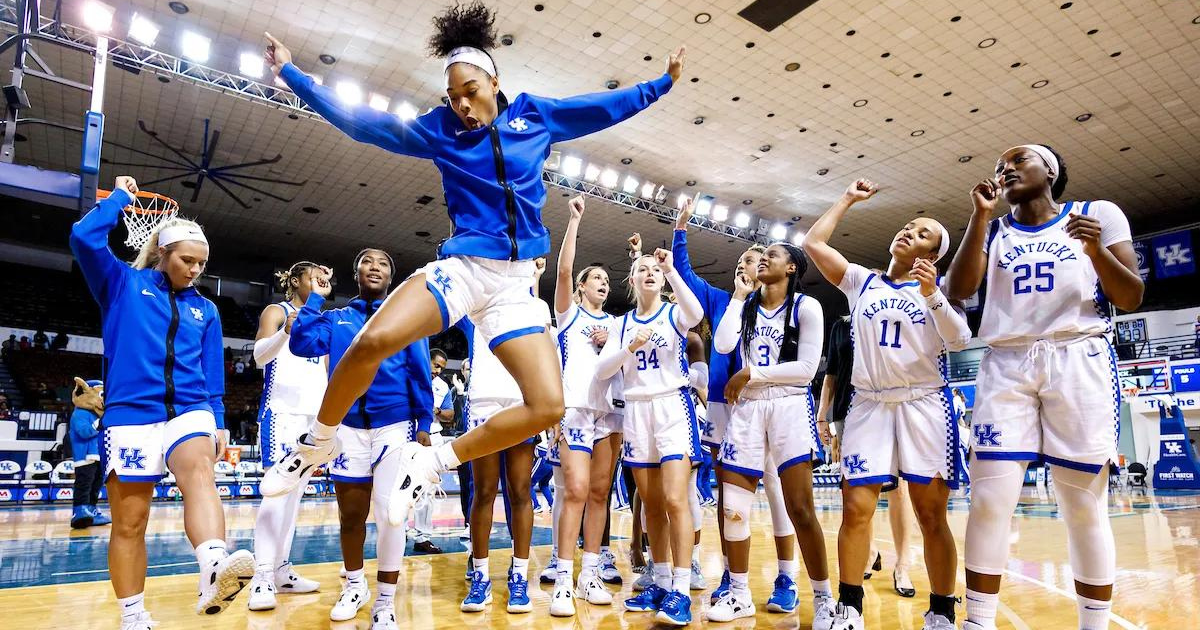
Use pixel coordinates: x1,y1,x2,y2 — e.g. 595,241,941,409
965,588,999,629
374,581,396,610
310,422,337,441
118,592,145,622
580,551,600,577
345,568,366,587
1077,595,1111,630
653,563,672,590
692,543,701,564
511,556,529,579
472,557,490,579
557,554,573,579
195,539,227,574
810,578,832,599
730,571,750,597
671,566,690,593
434,441,460,471
722,555,729,572
778,559,798,578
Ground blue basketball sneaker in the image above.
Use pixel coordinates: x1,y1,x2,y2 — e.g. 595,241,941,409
766,573,799,613
709,569,731,605
460,571,492,612
87,505,111,526
654,590,693,626
506,570,532,614
624,583,667,612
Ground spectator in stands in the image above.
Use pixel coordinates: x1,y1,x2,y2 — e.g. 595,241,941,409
225,346,234,362
69,377,111,529
50,331,69,351
238,403,256,444
2,334,15,356
233,357,247,379
18,336,30,351
32,328,49,350
0,394,10,420
56,377,74,402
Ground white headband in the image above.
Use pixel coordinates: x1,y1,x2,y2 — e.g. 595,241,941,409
443,46,496,79
932,221,951,262
158,225,208,248
1009,144,1060,183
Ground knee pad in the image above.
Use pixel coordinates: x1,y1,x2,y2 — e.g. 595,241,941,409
762,469,795,536
1051,465,1115,586
963,459,1025,575
721,483,754,542
689,469,703,526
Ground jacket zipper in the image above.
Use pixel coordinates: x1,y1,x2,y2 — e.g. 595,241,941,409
489,125,519,260
164,289,180,420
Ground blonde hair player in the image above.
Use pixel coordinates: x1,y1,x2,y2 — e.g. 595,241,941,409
69,176,254,629
945,145,1143,630
595,247,704,625
246,261,332,611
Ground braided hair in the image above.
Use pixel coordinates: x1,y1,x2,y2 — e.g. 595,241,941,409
274,261,322,300
738,243,809,363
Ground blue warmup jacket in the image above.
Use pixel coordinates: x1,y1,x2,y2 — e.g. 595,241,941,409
672,229,743,405
69,408,101,464
280,62,673,261
289,293,433,432
69,188,226,428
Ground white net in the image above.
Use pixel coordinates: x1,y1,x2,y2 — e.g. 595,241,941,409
97,190,180,249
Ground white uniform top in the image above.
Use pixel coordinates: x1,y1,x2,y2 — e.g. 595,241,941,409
839,264,963,395
979,200,1131,347
430,376,449,435
469,299,553,403
261,301,327,415
556,302,620,413
605,302,691,401
712,294,824,400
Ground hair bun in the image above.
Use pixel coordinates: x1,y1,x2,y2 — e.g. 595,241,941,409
428,1,498,58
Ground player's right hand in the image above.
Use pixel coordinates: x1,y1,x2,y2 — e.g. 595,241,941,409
970,177,1000,214
114,176,138,196
675,197,694,230
284,312,298,334
264,32,292,76
568,195,585,220
310,269,332,298
842,178,878,204
627,327,652,353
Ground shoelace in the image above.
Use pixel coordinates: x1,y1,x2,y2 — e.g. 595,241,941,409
467,574,489,600
660,591,687,611
412,482,447,511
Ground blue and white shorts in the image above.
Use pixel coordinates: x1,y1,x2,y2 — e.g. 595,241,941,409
258,410,313,468
621,389,701,468
719,392,821,478
102,409,216,482
466,398,536,446
841,388,961,488
700,401,729,450
328,422,413,483
415,255,546,347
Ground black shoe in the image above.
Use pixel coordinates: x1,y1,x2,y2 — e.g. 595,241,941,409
863,552,881,580
413,540,442,554
893,570,916,598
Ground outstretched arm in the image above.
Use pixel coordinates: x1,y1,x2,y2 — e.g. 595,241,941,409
555,196,586,315
69,176,138,306
806,179,878,288
672,199,726,317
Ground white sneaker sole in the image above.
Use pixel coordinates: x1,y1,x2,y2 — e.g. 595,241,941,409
506,600,533,614
276,579,320,594
330,596,368,622
197,550,255,615
655,611,691,626
707,605,756,622
460,593,493,612
247,588,277,612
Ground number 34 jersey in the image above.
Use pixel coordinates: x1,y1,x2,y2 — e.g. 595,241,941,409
610,302,690,401
839,263,949,394
978,200,1131,347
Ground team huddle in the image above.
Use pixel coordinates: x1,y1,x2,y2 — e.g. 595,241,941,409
70,3,1143,630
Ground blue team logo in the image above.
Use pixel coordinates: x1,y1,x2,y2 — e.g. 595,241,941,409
119,447,147,470
973,424,1002,447
332,453,350,471
622,441,634,458
0,461,16,474
433,268,454,294
701,419,714,439
721,443,738,462
843,454,868,475
567,428,585,445
508,117,529,132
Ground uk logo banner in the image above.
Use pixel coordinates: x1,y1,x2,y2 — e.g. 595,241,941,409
1152,231,1194,279
1132,239,1150,280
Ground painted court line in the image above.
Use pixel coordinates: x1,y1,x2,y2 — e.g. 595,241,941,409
53,560,196,577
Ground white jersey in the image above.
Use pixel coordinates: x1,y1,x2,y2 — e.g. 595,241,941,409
610,302,690,400
430,376,449,435
467,299,552,403
556,302,620,412
979,200,1131,347
839,264,949,393
260,301,327,415
727,295,822,400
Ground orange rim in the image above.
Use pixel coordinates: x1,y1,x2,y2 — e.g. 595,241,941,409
96,188,179,215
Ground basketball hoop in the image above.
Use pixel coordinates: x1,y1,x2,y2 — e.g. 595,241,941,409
1121,384,1140,400
96,188,180,250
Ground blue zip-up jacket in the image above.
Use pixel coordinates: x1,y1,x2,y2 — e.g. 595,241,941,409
69,408,100,463
672,229,743,405
280,62,674,261
69,189,226,428
289,293,433,432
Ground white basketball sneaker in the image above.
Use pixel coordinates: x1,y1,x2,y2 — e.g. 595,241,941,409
922,612,955,629
386,442,442,527
706,591,756,622
260,433,340,497
274,562,319,594
246,570,277,611
371,605,399,630
120,612,156,630
549,575,577,617
330,581,370,621
829,602,866,630
576,572,613,605
196,549,255,615
812,596,839,630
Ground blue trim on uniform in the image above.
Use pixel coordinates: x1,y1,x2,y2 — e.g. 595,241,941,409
668,304,687,340
330,474,373,483
899,471,937,485
1005,202,1072,233
939,387,961,490
164,431,211,465
114,473,163,483
557,308,581,370
881,276,920,289
489,326,546,351
258,406,275,467
680,387,702,462
631,302,668,324
1080,200,1093,216
371,444,391,470
1042,454,1104,474
858,274,877,297
566,444,594,454
660,454,685,464
777,453,814,473
975,451,1041,462
426,281,450,330
985,218,1001,250
759,302,787,319
720,461,765,478
845,474,897,487
804,389,825,464
623,460,661,468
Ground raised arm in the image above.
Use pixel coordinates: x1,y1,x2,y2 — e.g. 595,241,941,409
555,196,586,314
806,179,878,287
531,47,683,143
659,248,703,331
201,306,227,430
672,200,727,317
944,178,999,301
288,293,333,358
69,177,137,306
266,34,436,159
912,259,972,351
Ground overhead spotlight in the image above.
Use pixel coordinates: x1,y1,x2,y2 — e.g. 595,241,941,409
583,164,601,182
654,186,669,204
712,204,729,222
239,52,264,78
82,1,115,32
770,224,787,240
622,175,639,194
734,212,751,228
695,195,715,216
128,13,160,45
500,34,515,46
562,156,583,177
544,150,562,171
395,101,418,120
368,93,390,111
791,231,807,246
693,116,705,125
335,81,363,106
640,181,656,198
600,168,620,189
606,79,620,90
180,31,211,62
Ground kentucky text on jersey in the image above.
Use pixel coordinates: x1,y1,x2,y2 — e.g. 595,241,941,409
750,324,785,348
996,241,1079,271
859,297,926,325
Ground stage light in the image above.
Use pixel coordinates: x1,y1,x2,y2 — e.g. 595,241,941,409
544,150,561,171
677,193,689,209
335,81,363,106
584,164,601,182
600,168,619,188
368,93,390,111
82,1,115,32
696,197,714,216
734,212,751,228
180,31,211,62
128,13,160,45
712,205,729,222
239,52,264,78
562,156,583,178
395,102,418,120
640,181,656,198
622,176,639,194
771,224,787,240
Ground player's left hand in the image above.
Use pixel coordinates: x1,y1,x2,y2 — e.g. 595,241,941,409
912,258,939,297
732,271,754,300
215,429,229,460
590,327,609,349
724,367,752,403
628,233,643,259
534,257,547,278
416,431,431,447
667,46,686,83
1066,213,1103,257
654,248,674,273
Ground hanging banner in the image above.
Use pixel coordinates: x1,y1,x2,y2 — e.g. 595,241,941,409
1152,231,1195,278
1132,239,1151,280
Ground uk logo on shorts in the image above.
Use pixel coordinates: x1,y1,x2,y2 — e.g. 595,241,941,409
843,454,868,475
622,441,634,458
332,453,350,471
701,419,714,439
973,424,1002,447
721,442,738,462
119,447,147,470
433,268,454,294
567,428,585,444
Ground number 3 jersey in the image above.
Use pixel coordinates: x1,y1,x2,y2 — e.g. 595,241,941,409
839,264,950,394
978,200,1131,347
609,302,690,400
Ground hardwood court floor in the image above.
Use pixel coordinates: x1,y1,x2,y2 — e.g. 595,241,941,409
1,485,1194,628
